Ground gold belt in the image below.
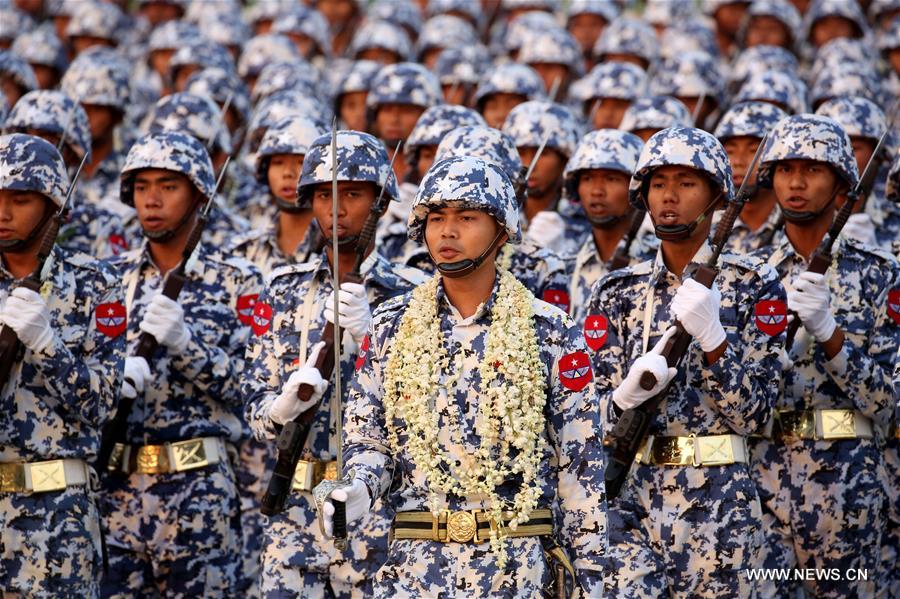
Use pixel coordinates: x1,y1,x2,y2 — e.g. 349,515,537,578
774,409,873,443
0,459,89,493
109,437,221,474
393,508,553,544
636,434,747,466
291,459,337,492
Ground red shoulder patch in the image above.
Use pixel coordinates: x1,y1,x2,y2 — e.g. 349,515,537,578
754,300,787,336
251,302,273,336
888,289,900,325
237,294,258,326
355,335,370,370
583,314,608,351
95,302,126,338
558,351,592,392
108,234,128,256
542,289,570,312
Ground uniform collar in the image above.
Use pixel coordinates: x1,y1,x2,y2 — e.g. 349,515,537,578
650,240,713,285
313,246,381,281
134,237,208,278
435,270,501,324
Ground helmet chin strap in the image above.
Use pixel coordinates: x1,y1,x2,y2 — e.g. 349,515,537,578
274,195,307,214
781,185,841,224
650,193,723,242
143,198,202,243
0,203,55,254
587,209,631,230
429,229,507,279
315,219,360,250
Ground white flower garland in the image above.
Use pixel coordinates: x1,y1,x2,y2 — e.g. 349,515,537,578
382,268,547,566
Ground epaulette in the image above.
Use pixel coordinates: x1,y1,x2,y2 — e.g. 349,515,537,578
842,236,899,266
598,258,653,289
205,250,261,279
265,260,318,286
532,297,569,323
225,227,266,252
719,251,778,281
392,264,431,286
60,248,119,285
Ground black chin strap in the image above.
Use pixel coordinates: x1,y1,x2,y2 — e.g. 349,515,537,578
781,185,841,224
315,218,360,250
588,210,631,230
429,229,507,279
143,198,201,243
274,195,307,214
0,203,56,254
650,193,722,241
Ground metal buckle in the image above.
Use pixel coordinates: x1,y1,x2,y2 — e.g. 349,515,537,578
778,411,815,443
820,410,856,440
107,443,125,472
446,510,478,543
30,460,67,493
293,460,316,491
171,439,209,472
435,510,449,542
696,435,736,466
136,445,169,474
651,436,694,466
0,463,25,493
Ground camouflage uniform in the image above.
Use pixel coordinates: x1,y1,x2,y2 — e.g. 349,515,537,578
100,132,262,597
749,115,899,599
243,131,427,598
563,130,656,325
342,156,607,597
0,134,124,598
590,127,784,597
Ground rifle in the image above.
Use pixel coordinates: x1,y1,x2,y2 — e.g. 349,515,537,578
0,152,88,388
603,134,767,500
782,128,890,349
609,209,646,270
260,132,400,518
515,132,549,207
96,157,231,472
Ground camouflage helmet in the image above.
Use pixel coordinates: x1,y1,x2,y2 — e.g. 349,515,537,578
629,126,735,209
406,105,487,152
502,100,583,159
255,115,327,184
619,95,692,133
714,101,788,141
563,130,643,203
60,48,130,110
499,11,561,57
250,90,330,137
644,0,698,27
4,90,91,163
517,26,585,78
120,131,215,206
251,61,321,105
145,92,231,155
502,0,560,11
727,45,798,93
238,34,300,79
408,155,521,243
593,16,659,68
434,125,524,187
734,70,808,115
886,151,899,203
474,63,546,108
10,27,68,74
296,130,398,207
433,45,492,87
877,18,900,53
349,19,413,63
815,96,888,142
147,20,201,54
659,21,720,61
427,0,480,25
0,8,34,45
0,133,69,207
742,0,801,46
650,51,725,108
810,38,878,83
0,51,38,94
271,5,331,58
198,12,250,50
572,62,648,104
184,67,251,127
366,62,442,112
66,1,124,43
809,64,884,110
168,40,236,84
804,0,868,42
416,15,478,58
335,60,382,97
567,0,619,22
757,114,859,189
368,0,423,38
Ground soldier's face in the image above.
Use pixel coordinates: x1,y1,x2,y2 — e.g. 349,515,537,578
356,47,401,65
83,104,121,142
267,154,305,203
646,166,717,230
422,48,444,71
518,146,566,197
339,91,368,132
133,169,200,234
317,0,357,27
424,207,506,262
568,14,607,55
590,97,631,130
772,159,842,213
481,93,526,129
71,35,115,56
603,53,649,71
744,16,792,48
442,83,470,106
713,2,748,37
173,65,198,93
149,49,176,78
632,128,660,143
0,190,50,244
723,136,763,188
0,76,22,109
849,136,876,176
810,16,857,48
312,181,377,241
139,2,182,27
530,63,569,98
375,103,424,143
890,48,900,75
578,168,631,219
416,146,437,180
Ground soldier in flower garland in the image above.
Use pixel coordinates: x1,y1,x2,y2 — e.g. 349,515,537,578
316,155,607,597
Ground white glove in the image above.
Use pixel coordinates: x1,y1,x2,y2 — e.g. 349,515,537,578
671,278,727,352
0,287,54,353
841,213,878,247
139,294,190,354
324,282,371,347
787,271,836,343
612,326,678,411
122,356,151,399
321,476,371,538
525,211,566,254
270,342,329,425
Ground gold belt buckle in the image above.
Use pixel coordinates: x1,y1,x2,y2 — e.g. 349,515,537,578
293,460,315,491
136,445,170,474
0,463,25,493
30,460,67,493
778,411,815,442
171,439,209,472
446,510,478,543
820,410,856,440
652,436,694,466
107,443,125,472
696,435,736,466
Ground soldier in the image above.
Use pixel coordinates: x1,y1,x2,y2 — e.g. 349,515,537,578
433,46,493,107
9,27,67,90
650,51,724,130
0,50,37,109
740,0,802,51
592,16,659,73
564,129,656,325
348,20,413,66
589,126,785,596
333,60,381,132
473,63,546,130
416,14,478,70
516,26,584,101
100,131,262,597
713,101,788,254
749,114,899,599
566,0,619,70
243,130,427,597
317,155,607,597
618,95,692,143
573,62,647,131
0,133,123,598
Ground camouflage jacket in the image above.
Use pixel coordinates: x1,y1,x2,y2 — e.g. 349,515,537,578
227,220,318,279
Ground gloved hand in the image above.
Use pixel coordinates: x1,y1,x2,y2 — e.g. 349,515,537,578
270,342,328,425
139,295,190,353
525,211,566,254
324,282,371,347
787,271,836,343
612,326,678,411
0,287,54,353
671,279,726,352
122,356,151,399
841,213,877,247
321,475,371,538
